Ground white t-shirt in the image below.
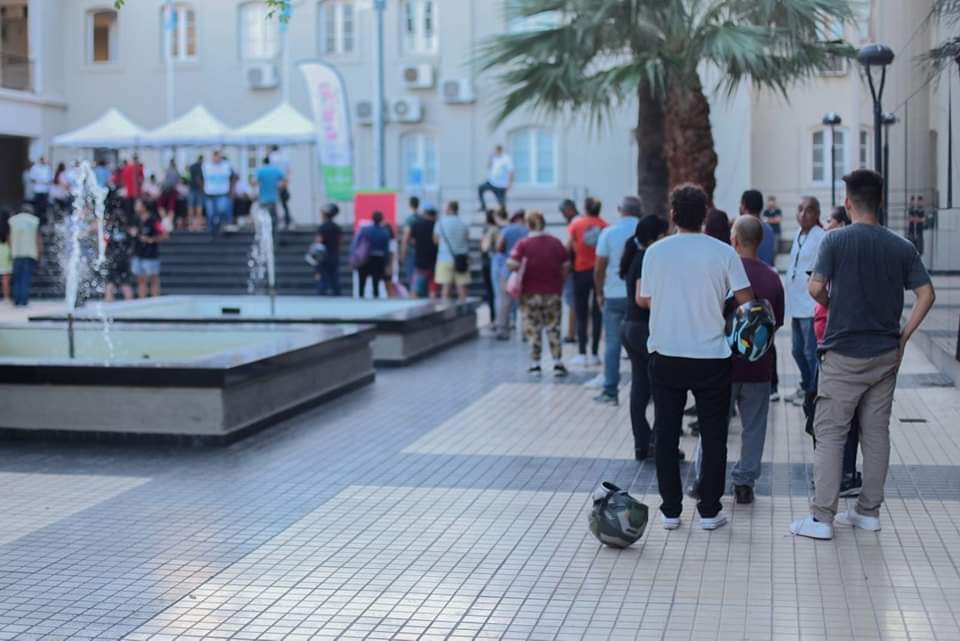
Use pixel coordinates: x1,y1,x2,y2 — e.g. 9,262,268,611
784,225,826,319
488,154,514,189
202,160,233,196
29,163,52,194
639,232,751,359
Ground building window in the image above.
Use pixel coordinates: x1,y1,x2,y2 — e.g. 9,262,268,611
859,129,870,168
402,0,437,54
88,9,118,64
163,4,196,61
240,2,278,60
319,0,355,55
400,132,437,191
510,127,556,187
819,18,847,75
812,128,845,184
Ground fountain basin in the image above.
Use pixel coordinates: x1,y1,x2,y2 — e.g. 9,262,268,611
33,296,479,365
0,322,375,444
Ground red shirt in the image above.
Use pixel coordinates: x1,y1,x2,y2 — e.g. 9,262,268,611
732,257,785,383
567,216,607,272
121,163,143,198
511,234,569,296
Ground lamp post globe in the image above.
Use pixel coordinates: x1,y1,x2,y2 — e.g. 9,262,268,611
858,43,895,225
822,113,842,207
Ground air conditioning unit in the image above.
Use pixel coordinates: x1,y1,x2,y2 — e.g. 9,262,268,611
246,62,279,90
442,79,476,104
402,64,435,90
391,98,423,123
356,100,375,125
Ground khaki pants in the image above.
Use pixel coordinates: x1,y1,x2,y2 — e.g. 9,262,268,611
812,349,900,523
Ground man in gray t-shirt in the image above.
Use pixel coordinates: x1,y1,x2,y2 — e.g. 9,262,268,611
791,169,936,542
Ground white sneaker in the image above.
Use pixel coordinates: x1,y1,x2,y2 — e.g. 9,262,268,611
583,373,605,388
570,354,587,368
700,512,728,530
660,513,681,530
836,510,881,531
587,354,602,367
789,515,833,540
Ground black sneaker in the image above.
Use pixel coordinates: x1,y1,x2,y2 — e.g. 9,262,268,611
562,336,576,344
684,405,697,417
734,484,754,504
528,365,542,376
839,472,863,497
553,364,568,378
688,421,700,435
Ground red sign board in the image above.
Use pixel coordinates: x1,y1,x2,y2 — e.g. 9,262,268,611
353,191,398,232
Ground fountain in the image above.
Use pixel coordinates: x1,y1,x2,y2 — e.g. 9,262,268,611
248,206,277,316
60,161,108,358
34,295,480,365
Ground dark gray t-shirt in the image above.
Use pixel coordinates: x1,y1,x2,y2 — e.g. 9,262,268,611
814,223,931,358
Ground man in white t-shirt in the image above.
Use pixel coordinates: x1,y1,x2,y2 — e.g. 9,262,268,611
202,150,234,236
477,145,513,211
28,156,52,224
638,183,754,532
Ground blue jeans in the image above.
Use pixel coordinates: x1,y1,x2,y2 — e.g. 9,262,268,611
602,297,627,397
317,260,340,296
12,257,35,306
791,317,818,393
730,381,772,487
403,250,416,290
205,195,233,236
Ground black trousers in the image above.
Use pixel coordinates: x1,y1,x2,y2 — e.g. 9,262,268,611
573,269,602,356
358,255,386,298
482,254,495,321
621,320,652,453
650,353,732,518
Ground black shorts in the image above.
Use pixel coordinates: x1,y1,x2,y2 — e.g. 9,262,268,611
106,258,132,286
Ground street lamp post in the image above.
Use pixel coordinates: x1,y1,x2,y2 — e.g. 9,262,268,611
857,43,895,226
822,112,842,208
881,112,897,224
373,0,386,188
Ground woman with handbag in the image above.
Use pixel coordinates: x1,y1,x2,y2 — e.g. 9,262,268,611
507,210,570,377
353,211,391,298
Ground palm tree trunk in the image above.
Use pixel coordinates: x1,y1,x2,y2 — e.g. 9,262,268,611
664,75,718,204
635,81,669,215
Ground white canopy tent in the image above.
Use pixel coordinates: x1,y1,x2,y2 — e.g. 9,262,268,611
225,103,315,146
52,108,145,148
140,105,235,147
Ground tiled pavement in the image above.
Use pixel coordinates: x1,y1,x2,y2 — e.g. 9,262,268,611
2,314,960,639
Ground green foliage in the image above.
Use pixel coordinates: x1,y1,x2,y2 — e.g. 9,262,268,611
478,0,856,126
927,0,960,77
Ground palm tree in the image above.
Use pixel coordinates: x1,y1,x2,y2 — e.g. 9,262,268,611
479,0,854,209
928,0,960,77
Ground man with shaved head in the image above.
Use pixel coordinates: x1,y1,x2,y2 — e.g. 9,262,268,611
727,215,784,504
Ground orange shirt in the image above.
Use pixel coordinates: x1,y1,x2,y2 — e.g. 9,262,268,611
568,216,608,272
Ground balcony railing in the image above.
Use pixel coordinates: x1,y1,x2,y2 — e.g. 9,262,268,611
0,52,33,92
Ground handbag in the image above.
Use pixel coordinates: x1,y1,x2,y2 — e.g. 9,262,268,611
350,234,370,269
506,258,526,300
438,219,469,273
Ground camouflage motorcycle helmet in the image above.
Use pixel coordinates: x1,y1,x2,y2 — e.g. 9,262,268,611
588,481,649,548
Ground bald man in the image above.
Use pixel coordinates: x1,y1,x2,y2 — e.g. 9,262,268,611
727,216,785,504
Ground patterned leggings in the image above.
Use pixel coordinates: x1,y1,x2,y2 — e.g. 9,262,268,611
522,294,562,362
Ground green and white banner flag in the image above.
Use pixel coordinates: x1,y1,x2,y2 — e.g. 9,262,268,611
300,61,354,201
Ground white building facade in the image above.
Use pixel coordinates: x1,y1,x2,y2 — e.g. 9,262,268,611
0,0,955,236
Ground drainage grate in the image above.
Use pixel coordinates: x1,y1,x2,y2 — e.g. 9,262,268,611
899,418,929,423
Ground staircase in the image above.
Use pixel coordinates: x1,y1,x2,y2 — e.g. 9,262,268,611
32,228,489,300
